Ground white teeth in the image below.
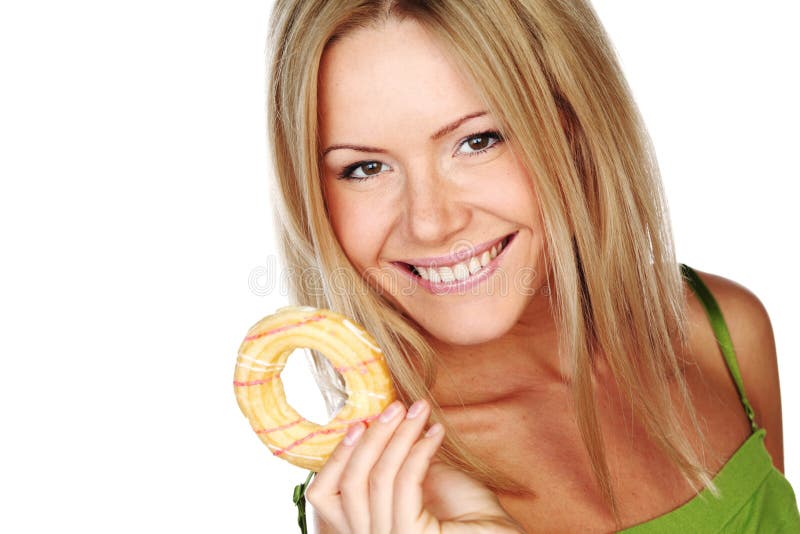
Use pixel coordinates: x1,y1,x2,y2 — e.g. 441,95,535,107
453,262,470,281
468,257,481,274
409,235,512,284
438,266,455,283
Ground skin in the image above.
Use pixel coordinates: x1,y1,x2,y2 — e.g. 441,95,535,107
309,15,786,534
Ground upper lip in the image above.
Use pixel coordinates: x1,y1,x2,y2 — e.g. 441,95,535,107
393,232,514,268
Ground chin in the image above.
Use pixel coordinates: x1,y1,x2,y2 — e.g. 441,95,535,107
413,306,517,346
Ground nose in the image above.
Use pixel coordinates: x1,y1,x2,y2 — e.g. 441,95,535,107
402,164,470,245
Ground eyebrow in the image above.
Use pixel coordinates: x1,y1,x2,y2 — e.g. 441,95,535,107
321,110,487,157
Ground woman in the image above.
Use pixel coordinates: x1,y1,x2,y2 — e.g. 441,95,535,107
266,0,800,532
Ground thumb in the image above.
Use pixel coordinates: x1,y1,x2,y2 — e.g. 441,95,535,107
422,456,510,522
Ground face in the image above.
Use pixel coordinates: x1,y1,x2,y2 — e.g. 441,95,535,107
318,17,549,346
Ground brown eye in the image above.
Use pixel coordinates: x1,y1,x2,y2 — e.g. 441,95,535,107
337,160,391,181
456,131,503,156
362,162,381,175
468,136,490,150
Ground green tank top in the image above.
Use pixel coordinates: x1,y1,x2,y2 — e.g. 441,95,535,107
619,263,800,532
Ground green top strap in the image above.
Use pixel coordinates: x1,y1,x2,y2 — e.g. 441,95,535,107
680,263,759,433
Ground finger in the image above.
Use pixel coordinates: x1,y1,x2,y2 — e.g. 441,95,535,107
339,400,407,534
393,421,446,533
368,399,432,533
305,422,366,533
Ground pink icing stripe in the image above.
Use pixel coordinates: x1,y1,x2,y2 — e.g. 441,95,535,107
244,314,326,341
256,418,304,434
233,376,277,387
335,357,378,374
272,426,348,457
270,412,383,456
334,413,381,425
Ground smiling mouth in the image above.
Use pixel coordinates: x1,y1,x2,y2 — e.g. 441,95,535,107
395,232,516,284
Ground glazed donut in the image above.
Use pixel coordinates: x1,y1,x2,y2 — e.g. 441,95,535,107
233,306,397,471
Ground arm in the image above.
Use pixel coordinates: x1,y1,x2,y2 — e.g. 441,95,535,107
729,281,785,472
694,270,785,472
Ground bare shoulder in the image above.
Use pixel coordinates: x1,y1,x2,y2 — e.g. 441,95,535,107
686,268,785,472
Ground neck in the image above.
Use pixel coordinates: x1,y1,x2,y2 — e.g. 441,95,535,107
425,291,571,408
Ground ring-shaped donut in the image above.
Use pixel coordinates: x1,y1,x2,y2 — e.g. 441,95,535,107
233,306,397,471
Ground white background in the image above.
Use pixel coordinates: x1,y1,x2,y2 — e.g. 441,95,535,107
0,1,797,532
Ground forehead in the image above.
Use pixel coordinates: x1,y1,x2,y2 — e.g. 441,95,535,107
317,18,485,142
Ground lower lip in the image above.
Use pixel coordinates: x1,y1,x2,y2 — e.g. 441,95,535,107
392,232,517,295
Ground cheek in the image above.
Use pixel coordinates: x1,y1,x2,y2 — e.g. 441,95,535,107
324,185,390,270
471,157,541,224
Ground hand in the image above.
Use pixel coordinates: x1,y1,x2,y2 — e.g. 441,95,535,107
305,399,526,534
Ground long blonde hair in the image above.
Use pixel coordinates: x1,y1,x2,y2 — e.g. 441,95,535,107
266,0,716,526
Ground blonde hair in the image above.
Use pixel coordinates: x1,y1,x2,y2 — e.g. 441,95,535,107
266,0,717,527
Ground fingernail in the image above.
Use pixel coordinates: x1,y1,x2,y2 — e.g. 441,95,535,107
406,399,427,419
343,423,364,446
379,401,402,423
425,423,443,437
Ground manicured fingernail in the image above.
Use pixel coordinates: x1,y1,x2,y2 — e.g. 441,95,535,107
343,423,364,446
425,423,443,437
406,399,427,419
379,401,402,423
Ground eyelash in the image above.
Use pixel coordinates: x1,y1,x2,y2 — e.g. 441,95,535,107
335,130,504,181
